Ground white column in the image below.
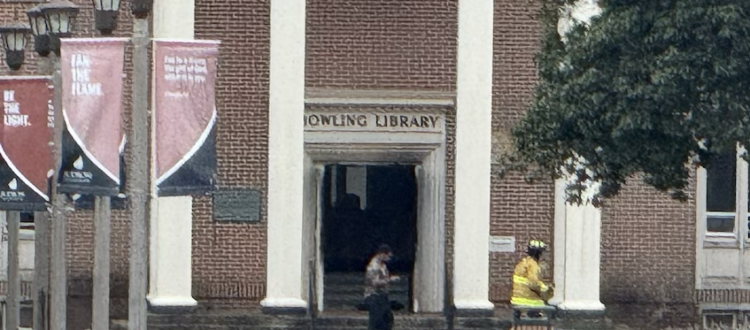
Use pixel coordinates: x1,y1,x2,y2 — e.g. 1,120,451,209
549,180,567,305
147,0,198,309
261,0,307,312
153,0,194,39
552,185,605,312
453,0,494,313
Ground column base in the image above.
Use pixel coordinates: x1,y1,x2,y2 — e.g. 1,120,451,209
558,300,606,314
147,296,198,314
260,297,308,315
453,299,495,316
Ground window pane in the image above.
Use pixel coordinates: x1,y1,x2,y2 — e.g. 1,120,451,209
707,152,736,212
707,215,735,233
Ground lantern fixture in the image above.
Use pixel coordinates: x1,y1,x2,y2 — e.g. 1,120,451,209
0,24,31,71
39,1,80,56
92,0,122,35
131,0,153,19
26,6,51,57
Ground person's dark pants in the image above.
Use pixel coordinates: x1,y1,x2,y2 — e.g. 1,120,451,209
356,297,404,312
365,291,394,330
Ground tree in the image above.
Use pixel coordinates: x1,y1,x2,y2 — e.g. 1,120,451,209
512,0,750,205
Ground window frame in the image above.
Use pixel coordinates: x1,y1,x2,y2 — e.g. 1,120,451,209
699,148,749,246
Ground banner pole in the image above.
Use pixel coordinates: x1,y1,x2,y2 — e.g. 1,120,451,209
50,55,69,330
33,56,55,330
32,210,49,330
92,196,111,330
7,210,21,330
128,17,151,330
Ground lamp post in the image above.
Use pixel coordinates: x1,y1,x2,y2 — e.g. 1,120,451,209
92,0,121,35
0,24,31,71
0,19,29,323
39,1,80,56
34,3,80,330
0,23,28,327
26,6,51,57
90,2,122,329
2,6,75,330
25,5,61,330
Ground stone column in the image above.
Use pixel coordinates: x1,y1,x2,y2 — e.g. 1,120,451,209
452,0,494,315
146,0,198,310
551,179,606,315
260,0,307,313
551,0,606,318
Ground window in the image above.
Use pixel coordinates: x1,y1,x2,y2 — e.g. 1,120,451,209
705,152,740,238
702,150,750,242
697,149,750,289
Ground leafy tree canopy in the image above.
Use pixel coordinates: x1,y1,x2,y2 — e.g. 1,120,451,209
513,0,750,205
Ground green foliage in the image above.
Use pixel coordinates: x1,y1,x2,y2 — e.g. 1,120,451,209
513,0,750,205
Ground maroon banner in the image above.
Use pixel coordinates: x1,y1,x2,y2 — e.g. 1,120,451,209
0,76,53,210
153,39,220,195
60,38,126,195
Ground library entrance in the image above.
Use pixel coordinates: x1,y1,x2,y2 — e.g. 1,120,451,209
320,164,417,311
302,109,447,313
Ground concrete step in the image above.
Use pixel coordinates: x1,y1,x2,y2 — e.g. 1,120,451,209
454,316,513,329
324,272,411,285
147,313,310,328
324,284,409,294
323,271,410,312
322,291,409,300
146,312,529,330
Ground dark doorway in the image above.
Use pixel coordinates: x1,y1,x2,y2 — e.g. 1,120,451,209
321,164,418,310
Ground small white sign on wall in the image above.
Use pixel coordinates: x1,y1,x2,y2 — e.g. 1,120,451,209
489,236,515,253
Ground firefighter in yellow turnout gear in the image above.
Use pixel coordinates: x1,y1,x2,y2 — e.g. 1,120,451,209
511,240,552,307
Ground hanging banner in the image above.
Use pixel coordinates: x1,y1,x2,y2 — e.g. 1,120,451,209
59,38,126,196
0,77,53,211
153,39,220,196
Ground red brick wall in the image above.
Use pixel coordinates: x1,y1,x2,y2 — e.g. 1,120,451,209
192,0,269,303
492,0,541,129
488,0,550,302
600,178,696,304
306,0,457,90
489,172,554,302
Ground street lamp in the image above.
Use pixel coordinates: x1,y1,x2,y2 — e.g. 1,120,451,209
0,24,30,71
39,1,80,56
92,0,121,35
26,6,51,57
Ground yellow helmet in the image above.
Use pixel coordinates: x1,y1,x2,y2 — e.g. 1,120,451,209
528,239,547,251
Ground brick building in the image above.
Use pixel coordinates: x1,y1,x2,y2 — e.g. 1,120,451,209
0,0,741,329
